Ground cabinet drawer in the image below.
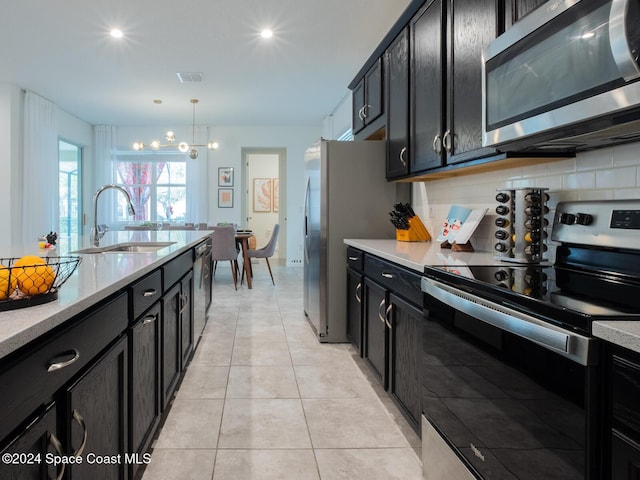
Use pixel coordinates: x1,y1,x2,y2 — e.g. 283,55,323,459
0,293,128,441
131,269,162,319
346,247,365,273
364,255,422,306
163,250,193,291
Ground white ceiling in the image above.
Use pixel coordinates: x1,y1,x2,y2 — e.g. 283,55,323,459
0,0,411,127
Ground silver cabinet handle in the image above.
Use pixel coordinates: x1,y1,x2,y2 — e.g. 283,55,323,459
355,283,361,303
47,349,80,372
378,298,386,324
385,304,393,329
179,293,189,314
49,433,66,480
609,0,640,81
443,129,453,153
143,314,157,325
348,256,359,261
432,134,442,154
72,409,88,457
358,107,365,121
382,272,394,279
143,289,157,297
399,147,407,166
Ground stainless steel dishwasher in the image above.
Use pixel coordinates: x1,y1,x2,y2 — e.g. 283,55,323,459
193,234,212,343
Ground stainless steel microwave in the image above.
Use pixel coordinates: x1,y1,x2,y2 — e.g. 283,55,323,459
482,0,640,151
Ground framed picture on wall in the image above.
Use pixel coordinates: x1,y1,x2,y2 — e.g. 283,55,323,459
218,188,233,208
272,178,279,212
218,167,234,187
253,178,272,212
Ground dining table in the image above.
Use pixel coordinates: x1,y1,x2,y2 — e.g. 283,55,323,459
234,232,254,289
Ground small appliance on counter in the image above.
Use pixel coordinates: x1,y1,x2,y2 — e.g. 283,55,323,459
494,187,549,263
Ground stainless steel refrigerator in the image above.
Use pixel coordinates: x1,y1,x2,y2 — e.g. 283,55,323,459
303,139,408,342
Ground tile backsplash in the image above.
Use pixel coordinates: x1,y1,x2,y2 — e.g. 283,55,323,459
412,143,640,255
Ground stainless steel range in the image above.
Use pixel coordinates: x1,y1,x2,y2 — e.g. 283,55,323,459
421,200,640,480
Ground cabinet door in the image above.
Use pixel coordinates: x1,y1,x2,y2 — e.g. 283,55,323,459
364,278,388,387
352,79,366,134
446,0,498,164
346,268,363,355
364,58,383,125
611,431,640,480
180,271,194,368
65,336,128,480
411,0,444,172
0,403,61,480
386,28,410,179
130,302,161,475
162,283,182,408
388,293,422,430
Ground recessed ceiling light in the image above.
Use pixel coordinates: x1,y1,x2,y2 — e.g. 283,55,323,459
260,29,273,39
110,29,124,39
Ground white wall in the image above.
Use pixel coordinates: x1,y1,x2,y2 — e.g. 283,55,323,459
412,142,640,255
117,124,320,264
0,84,23,249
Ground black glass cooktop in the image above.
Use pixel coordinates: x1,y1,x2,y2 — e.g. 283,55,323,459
424,263,640,335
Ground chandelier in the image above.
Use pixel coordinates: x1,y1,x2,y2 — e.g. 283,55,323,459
132,99,219,159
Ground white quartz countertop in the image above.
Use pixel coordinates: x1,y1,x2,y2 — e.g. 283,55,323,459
0,230,212,360
345,238,640,354
344,239,496,272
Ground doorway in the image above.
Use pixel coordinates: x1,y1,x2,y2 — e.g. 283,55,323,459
242,148,286,260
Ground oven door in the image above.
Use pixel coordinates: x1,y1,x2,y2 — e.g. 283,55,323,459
421,277,602,479
482,0,640,149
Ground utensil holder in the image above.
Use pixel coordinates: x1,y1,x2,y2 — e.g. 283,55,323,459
396,215,431,242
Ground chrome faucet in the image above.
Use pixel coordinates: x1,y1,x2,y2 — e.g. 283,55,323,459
91,184,136,247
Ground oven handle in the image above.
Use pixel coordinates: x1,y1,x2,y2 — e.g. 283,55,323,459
421,277,595,366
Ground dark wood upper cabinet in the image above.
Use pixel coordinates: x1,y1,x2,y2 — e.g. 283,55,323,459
446,0,500,165
386,28,411,179
411,0,445,173
505,0,548,29
352,58,384,137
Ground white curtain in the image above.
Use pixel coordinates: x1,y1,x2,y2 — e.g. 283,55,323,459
93,125,118,226
185,125,209,223
22,91,58,244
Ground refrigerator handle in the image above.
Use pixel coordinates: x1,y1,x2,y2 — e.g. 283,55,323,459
303,176,310,263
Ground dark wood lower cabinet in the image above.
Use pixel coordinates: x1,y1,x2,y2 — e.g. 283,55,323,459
130,303,161,479
346,267,363,354
162,283,182,409
0,402,61,480
388,293,422,428
364,278,388,387
64,336,128,480
357,254,423,435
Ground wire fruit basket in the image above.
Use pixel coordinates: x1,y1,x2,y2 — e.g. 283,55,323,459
0,256,81,311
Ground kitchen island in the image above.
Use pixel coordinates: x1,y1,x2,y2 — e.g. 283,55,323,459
0,230,211,359
0,230,212,480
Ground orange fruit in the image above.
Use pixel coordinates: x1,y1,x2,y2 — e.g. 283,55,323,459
0,264,17,300
13,256,56,296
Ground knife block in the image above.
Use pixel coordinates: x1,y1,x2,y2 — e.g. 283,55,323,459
396,215,431,242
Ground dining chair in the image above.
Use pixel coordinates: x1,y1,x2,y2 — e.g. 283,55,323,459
242,224,280,286
211,226,240,290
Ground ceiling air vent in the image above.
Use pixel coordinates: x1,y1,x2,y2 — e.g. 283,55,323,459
176,72,204,83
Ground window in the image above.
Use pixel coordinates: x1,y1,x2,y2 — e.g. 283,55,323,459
115,155,187,223
59,140,82,239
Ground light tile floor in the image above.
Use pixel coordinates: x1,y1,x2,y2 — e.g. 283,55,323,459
141,261,422,480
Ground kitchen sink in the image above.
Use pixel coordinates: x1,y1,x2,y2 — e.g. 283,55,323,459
71,242,176,254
